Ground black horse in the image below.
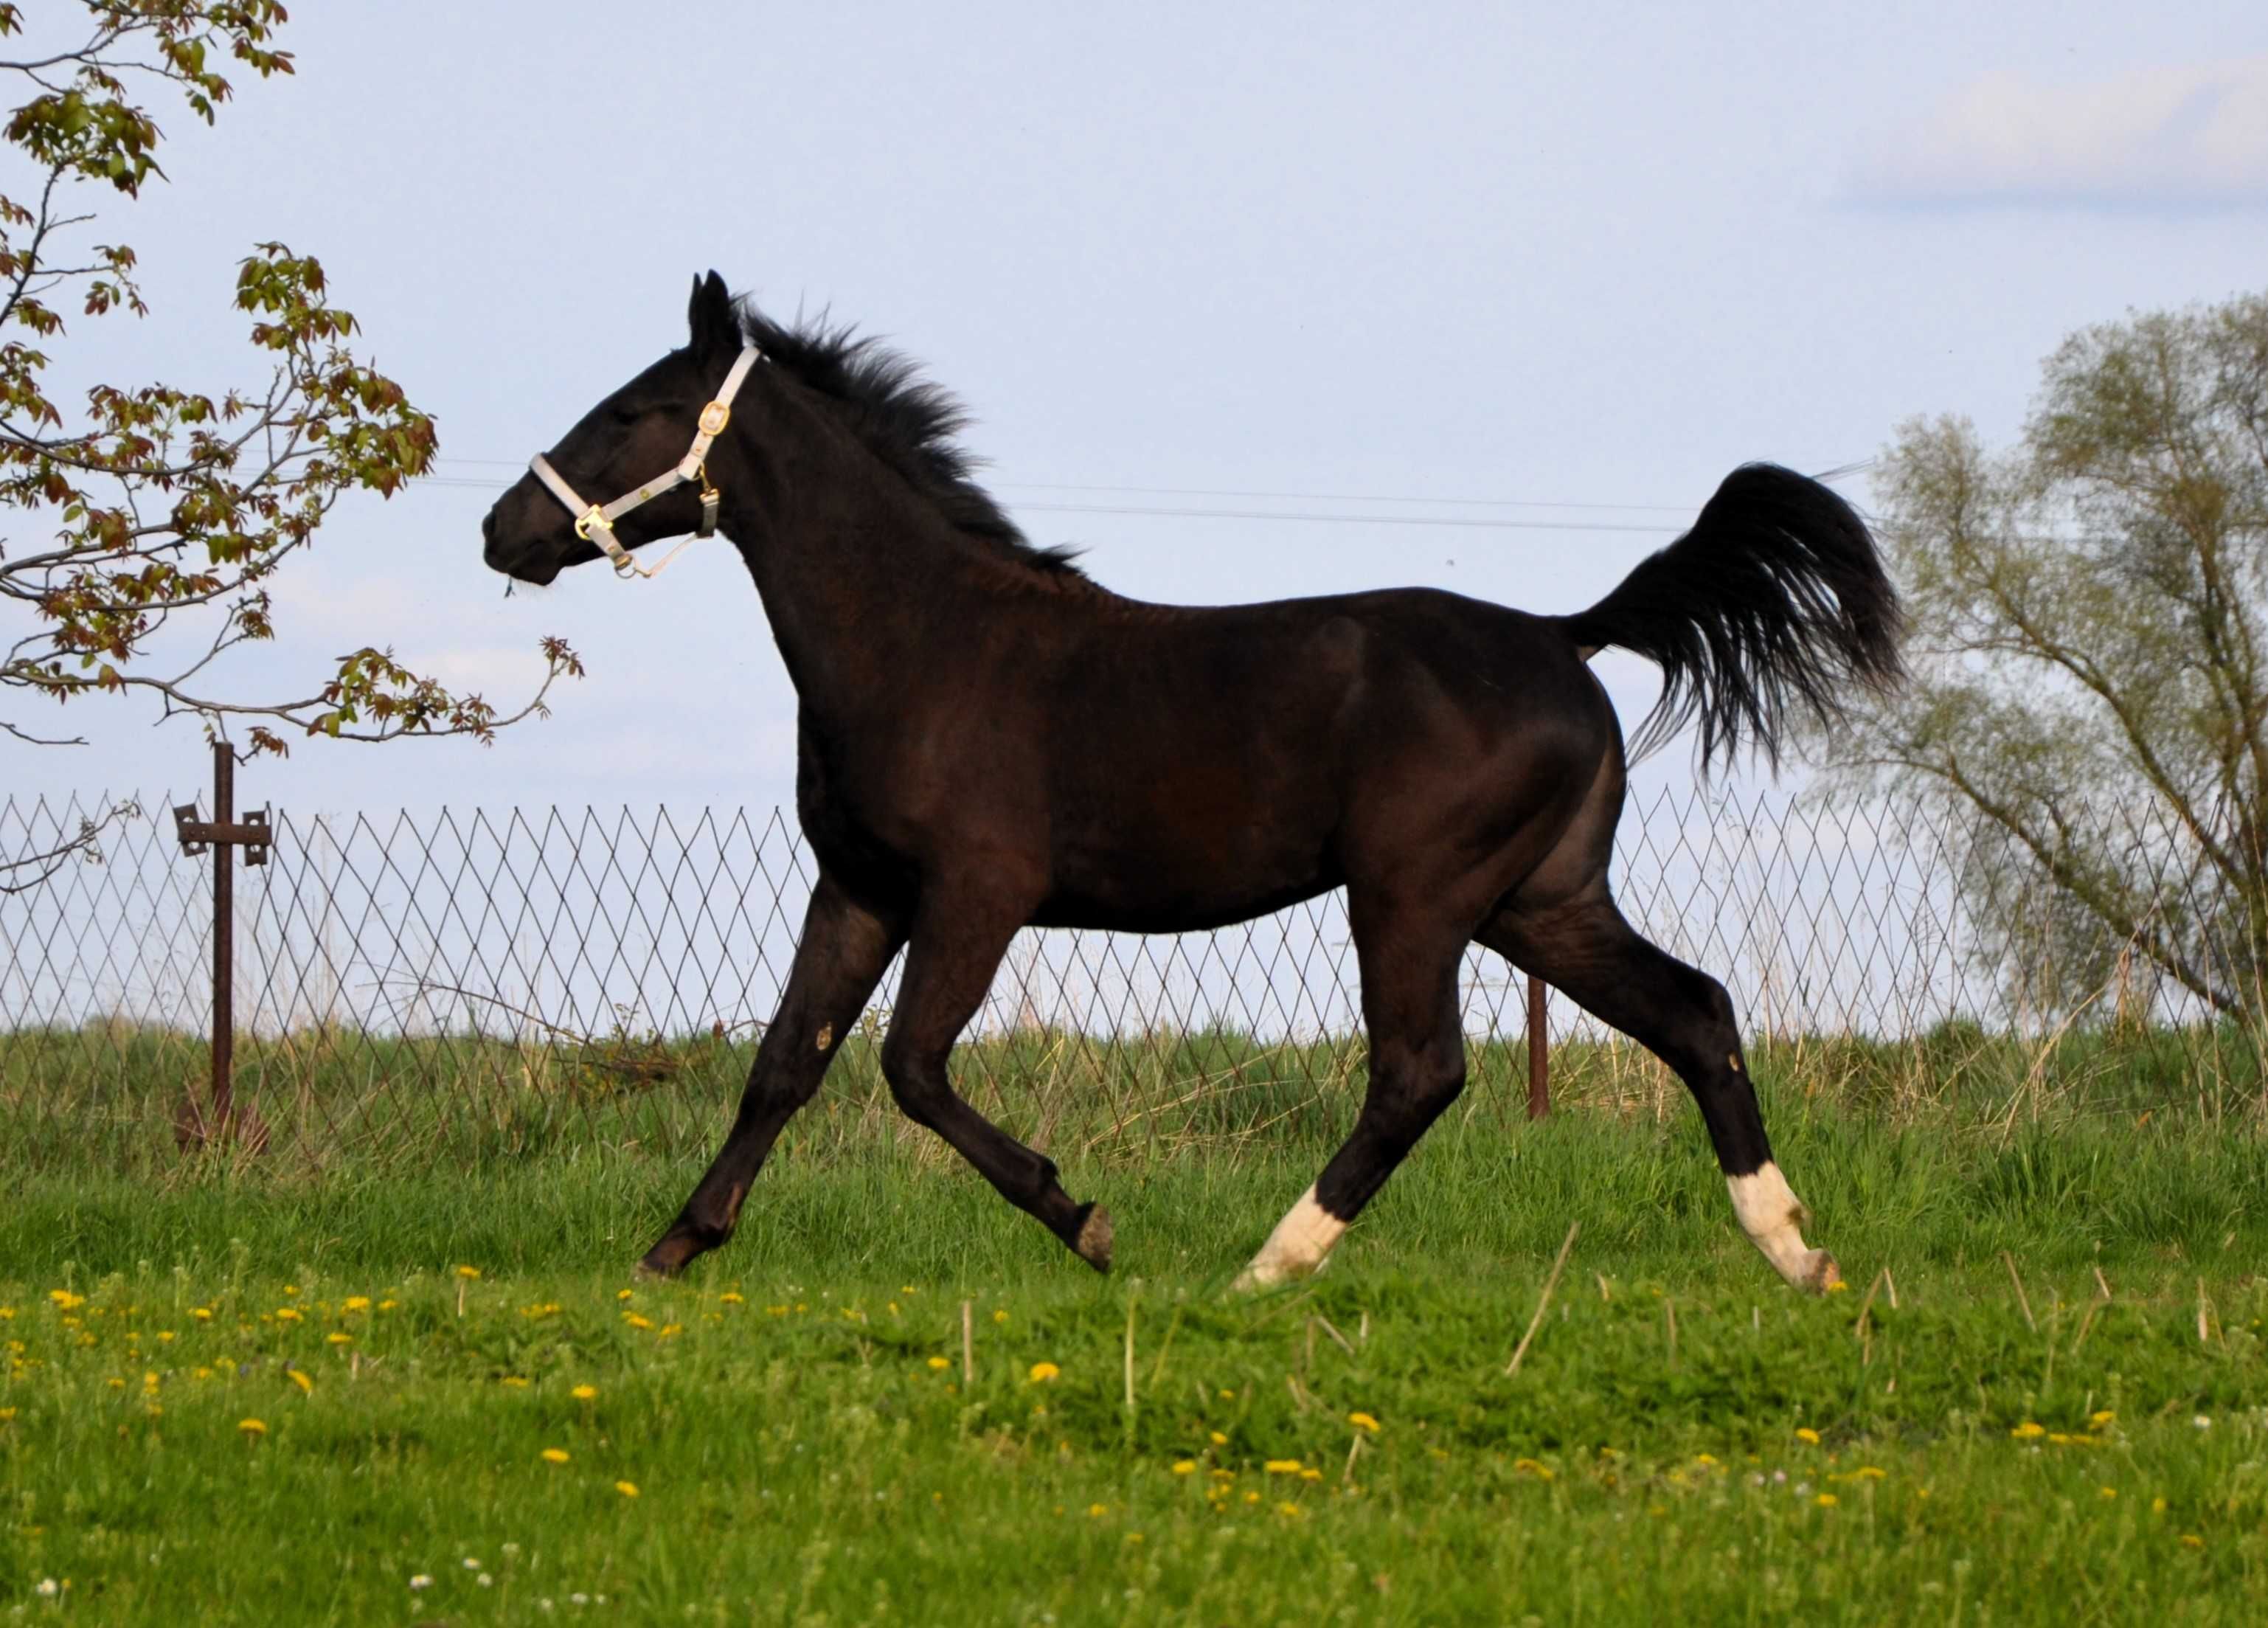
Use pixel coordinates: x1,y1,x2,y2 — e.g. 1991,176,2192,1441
482,273,1901,1292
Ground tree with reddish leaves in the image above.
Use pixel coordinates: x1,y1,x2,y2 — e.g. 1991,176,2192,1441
0,3,578,891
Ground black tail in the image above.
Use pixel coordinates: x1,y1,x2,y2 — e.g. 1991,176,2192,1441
1554,463,1904,770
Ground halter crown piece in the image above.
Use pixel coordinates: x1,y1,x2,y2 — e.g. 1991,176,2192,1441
528,344,764,578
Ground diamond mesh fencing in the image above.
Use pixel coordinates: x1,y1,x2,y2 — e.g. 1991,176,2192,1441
5,783,2264,1171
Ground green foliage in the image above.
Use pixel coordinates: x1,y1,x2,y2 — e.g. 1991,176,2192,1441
1827,289,2268,1018
0,2,578,764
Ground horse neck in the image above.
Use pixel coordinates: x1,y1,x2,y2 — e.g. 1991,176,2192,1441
712,378,1003,717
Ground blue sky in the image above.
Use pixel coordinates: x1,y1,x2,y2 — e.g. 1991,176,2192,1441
10,1,2268,822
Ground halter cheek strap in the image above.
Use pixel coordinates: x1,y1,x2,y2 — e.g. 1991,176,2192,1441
528,343,763,579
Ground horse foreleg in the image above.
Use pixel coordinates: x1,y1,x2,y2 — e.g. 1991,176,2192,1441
637,873,902,1278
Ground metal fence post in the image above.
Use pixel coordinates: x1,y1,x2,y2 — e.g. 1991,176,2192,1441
1526,974,1550,1119
172,742,271,1151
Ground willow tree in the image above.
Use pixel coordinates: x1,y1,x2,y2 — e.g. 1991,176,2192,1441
1830,289,2268,1018
1,2,577,889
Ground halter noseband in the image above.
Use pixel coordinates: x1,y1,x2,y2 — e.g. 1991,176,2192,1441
527,344,763,578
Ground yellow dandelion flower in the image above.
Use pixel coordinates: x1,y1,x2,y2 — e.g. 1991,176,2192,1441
286,1369,313,1394
1816,1493,1839,1509
1853,1466,1886,1480
1209,1430,1228,1446
540,1447,570,1464
343,1296,370,1312
572,1384,597,1401
1695,1453,1719,1467
1172,1461,1197,1475
2100,1486,2118,1500
237,1418,266,1435
1028,1362,1060,1383
2090,1410,2116,1428
615,1480,639,1498
617,1288,634,1301
993,1309,1009,1324
1513,1458,1555,1480
926,1357,950,1371
156,1331,174,1343
107,1376,126,1390
191,1308,212,1321
455,1266,482,1280
2153,1497,2168,1514
378,1300,398,1312
500,1376,530,1388
657,1323,682,1339
282,1285,299,1297
1243,1490,1261,1504
1276,1501,1303,1517
326,1332,352,1346
718,1292,744,1305
1086,1503,1109,1518
1348,1411,1381,1433
2011,1421,2046,1440
274,1308,302,1323
1794,1427,1820,1444
1300,1467,1322,1481
624,1313,653,1331
2180,1534,2204,1550
0,1407,14,1421
1264,1459,1303,1475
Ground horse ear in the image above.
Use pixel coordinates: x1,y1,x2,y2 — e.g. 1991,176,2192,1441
687,270,735,358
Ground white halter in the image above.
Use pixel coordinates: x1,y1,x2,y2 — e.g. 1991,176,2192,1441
528,344,763,578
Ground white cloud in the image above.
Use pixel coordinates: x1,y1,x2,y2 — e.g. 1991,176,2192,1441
1849,55,2268,209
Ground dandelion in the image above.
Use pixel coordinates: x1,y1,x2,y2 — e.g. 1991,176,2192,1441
409,1575,432,1590
2011,1421,2046,1439
49,1290,85,1310
926,1356,950,1371
344,1296,370,1312
2100,1486,2118,1500
2090,1410,2115,1429
2153,1497,2168,1514
1028,1362,1060,1383
541,1447,571,1464
658,1323,682,1339
624,1313,653,1331
192,1307,212,1321
618,1289,634,1301
1348,1411,1381,1433
237,1418,267,1435
1172,1461,1196,1475
1086,1503,1109,1518
327,1332,352,1346
615,1479,640,1497
1695,1453,1719,1467
2193,1415,2212,1430
1816,1493,1839,1508
1513,1458,1555,1480
378,1299,398,1312
1852,1466,1887,1480
463,1557,482,1570
456,1266,482,1280
275,1307,302,1323
1209,1430,1228,1446
1264,1459,1304,1475
0,1407,15,1421
35,1580,58,1598
993,1309,1009,1324
572,1384,598,1401
1794,1427,1820,1444
501,1376,531,1388
2180,1534,2204,1549
1276,1501,1303,1517
288,1368,313,1394
719,1292,744,1305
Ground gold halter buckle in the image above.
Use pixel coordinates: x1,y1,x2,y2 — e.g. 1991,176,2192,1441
698,400,732,437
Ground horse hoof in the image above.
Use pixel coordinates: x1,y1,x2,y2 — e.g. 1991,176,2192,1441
1072,1204,1114,1272
636,1233,703,1279
1804,1250,1845,1295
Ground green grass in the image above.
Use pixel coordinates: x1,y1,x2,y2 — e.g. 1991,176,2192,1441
4,1095,2267,1624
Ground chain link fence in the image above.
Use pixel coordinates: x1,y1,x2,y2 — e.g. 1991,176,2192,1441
4,785,2263,1169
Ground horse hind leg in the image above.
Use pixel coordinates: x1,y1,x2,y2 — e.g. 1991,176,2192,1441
1477,888,1842,1293
1235,901,1468,1290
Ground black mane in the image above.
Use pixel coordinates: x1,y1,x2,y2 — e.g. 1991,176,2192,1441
735,301,1089,581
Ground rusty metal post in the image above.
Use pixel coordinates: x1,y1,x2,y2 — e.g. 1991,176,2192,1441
173,743,271,1151
209,742,235,1126
1525,973,1550,1119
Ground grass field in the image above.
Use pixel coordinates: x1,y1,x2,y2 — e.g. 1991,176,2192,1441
4,1056,2267,1626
